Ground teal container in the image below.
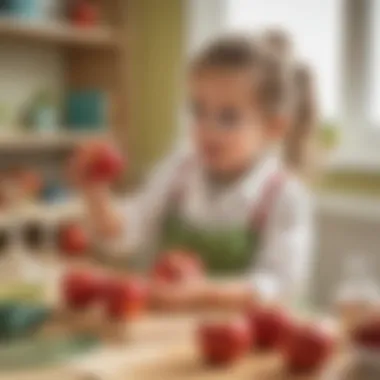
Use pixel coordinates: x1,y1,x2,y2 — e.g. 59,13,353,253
66,90,108,132
0,302,98,371
8,0,42,20
0,303,50,341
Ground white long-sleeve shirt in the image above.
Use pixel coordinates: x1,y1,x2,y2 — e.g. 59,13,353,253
102,150,313,304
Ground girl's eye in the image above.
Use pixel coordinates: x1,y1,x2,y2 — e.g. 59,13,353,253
217,107,241,128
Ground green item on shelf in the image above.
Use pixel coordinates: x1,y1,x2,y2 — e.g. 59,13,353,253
0,282,45,303
0,103,11,125
0,334,98,371
0,302,51,341
23,89,59,133
319,122,340,150
66,90,108,131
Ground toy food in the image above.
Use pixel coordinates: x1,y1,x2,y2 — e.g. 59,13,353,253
62,270,102,310
247,306,292,350
104,276,149,320
58,222,90,256
198,317,251,366
281,321,335,374
153,250,204,284
70,0,100,27
84,142,124,183
352,318,380,349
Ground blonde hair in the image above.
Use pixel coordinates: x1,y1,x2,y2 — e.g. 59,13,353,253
191,30,318,175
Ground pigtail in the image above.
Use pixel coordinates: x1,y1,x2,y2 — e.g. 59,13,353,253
284,64,318,175
261,30,318,176
260,28,294,62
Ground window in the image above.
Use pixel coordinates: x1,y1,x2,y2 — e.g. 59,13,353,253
225,0,343,121
187,0,380,165
369,0,380,127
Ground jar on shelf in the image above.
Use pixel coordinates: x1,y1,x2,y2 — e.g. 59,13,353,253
23,90,60,134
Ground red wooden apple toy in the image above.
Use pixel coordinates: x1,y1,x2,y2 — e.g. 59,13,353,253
247,306,292,350
105,276,149,320
70,0,100,27
62,270,103,310
198,317,252,366
281,321,336,374
84,142,124,183
58,222,90,256
352,318,380,350
153,250,204,284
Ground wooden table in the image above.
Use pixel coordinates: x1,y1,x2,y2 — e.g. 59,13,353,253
0,313,348,380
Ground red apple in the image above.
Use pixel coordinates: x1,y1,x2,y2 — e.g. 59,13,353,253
198,317,252,366
62,270,102,310
247,306,292,350
105,276,149,320
58,222,90,256
153,250,204,284
352,319,380,349
71,1,99,27
69,141,124,185
18,169,43,198
85,142,124,183
281,322,336,374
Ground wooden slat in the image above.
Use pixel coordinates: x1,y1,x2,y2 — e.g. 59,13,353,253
0,131,107,151
0,18,118,49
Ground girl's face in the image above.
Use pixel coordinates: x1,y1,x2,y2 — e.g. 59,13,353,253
189,69,271,176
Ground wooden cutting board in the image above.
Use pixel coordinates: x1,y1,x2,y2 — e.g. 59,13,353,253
0,341,345,380
0,314,348,380
123,343,348,380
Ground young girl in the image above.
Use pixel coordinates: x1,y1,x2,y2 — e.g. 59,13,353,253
71,31,317,309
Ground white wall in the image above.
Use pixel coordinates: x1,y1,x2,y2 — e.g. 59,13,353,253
185,0,227,56
176,0,227,149
0,41,64,129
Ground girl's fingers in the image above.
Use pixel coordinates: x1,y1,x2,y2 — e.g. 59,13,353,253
204,282,255,310
150,281,207,311
66,141,98,187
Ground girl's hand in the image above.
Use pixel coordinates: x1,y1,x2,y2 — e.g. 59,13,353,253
67,138,124,193
150,280,208,311
66,140,123,239
204,281,258,311
67,141,93,190
150,280,258,312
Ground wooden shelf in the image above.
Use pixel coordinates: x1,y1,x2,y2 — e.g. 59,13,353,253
0,197,124,225
0,18,118,49
0,131,108,151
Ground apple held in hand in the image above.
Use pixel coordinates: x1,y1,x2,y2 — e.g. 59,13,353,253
153,250,204,284
58,222,90,256
84,142,124,183
62,270,103,310
198,317,252,366
247,306,292,350
281,321,336,374
105,276,149,320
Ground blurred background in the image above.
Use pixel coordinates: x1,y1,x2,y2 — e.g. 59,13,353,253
0,0,378,308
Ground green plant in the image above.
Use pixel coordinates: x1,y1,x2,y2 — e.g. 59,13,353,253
319,121,340,150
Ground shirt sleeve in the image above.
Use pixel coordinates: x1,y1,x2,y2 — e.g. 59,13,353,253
97,149,190,262
249,177,314,307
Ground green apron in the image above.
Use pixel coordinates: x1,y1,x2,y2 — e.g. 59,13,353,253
158,170,284,275
160,210,261,275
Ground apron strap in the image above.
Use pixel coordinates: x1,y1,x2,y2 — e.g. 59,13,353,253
167,157,194,207
250,172,287,231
